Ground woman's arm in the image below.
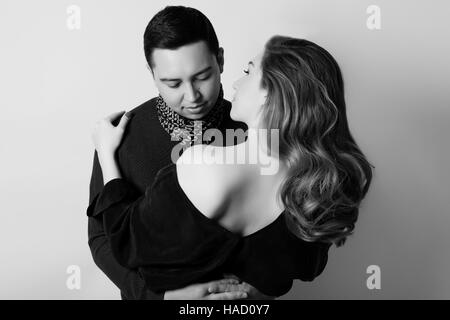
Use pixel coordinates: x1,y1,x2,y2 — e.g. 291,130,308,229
91,110,130,184
87,150,165,300
97,152,122,184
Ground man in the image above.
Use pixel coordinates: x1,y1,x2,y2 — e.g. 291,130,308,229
87,6,251,300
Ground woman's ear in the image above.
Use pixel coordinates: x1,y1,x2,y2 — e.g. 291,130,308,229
217,47,224,74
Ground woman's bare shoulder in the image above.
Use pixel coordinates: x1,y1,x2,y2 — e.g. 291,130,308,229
174,145,244,218
176,144,241,184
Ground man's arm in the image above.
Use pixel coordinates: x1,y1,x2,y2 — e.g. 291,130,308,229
88,150,163,299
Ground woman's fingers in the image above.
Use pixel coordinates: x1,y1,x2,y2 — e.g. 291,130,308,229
208,282,247,295
91,110,132,154
217,278,240,285
205,291,248,300
105,110,126,123
117,112,131,130
207,279,239,293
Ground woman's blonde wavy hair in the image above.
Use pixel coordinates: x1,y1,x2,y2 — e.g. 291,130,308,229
260,36,374,247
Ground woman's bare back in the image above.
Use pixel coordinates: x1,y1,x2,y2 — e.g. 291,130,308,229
176,143,287,237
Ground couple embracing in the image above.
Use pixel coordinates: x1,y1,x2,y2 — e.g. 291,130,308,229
87,5,373,300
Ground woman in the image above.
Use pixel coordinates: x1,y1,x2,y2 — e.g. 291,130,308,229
89,36,373,298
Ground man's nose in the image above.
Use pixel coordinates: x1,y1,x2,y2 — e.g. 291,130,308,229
184,83,200,102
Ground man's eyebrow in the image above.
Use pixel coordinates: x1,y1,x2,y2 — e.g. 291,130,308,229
159,66,212,82
248,61,254,67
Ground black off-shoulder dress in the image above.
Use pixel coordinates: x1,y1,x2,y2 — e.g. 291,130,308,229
87,164,331,297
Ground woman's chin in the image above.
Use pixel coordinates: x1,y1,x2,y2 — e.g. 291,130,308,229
229,108,240,122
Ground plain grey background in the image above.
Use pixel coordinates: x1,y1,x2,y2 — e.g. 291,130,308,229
1,0,449,299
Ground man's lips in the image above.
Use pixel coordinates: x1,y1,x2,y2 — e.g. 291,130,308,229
185,103,206,109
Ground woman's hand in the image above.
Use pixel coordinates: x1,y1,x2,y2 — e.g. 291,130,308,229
91,111,131,157
163,279,249,300
91,111,131,184
222,274,275,300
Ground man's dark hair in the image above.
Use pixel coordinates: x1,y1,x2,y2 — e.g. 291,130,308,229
143,6,220,67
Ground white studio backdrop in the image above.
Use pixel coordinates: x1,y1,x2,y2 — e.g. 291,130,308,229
0,0,449,299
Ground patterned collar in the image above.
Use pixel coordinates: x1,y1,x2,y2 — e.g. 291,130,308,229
156,86,226,146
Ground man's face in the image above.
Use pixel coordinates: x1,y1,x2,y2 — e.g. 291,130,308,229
151,41,224,120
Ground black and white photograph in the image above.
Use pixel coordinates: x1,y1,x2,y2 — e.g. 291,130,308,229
1,0,449,305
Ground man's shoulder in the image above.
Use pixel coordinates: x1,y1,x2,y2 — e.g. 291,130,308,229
121,97,162,135
118,97,163,142
127,97,158,118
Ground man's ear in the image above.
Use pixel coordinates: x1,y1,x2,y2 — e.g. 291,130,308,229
217,47,224,74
